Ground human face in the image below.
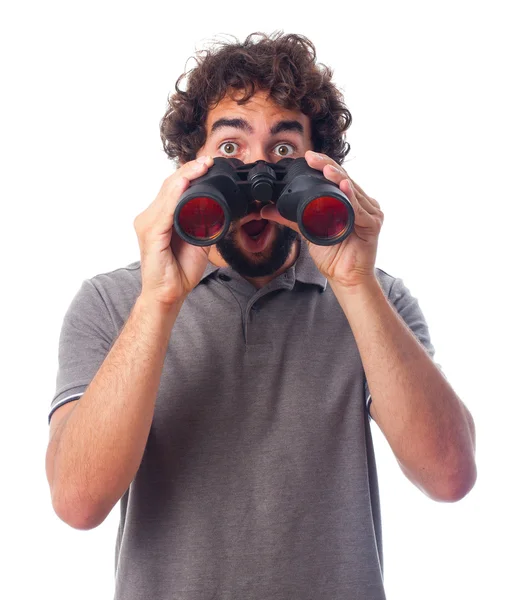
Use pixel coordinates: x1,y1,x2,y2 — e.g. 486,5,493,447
196,89,313,283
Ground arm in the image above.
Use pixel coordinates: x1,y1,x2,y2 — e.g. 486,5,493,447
46,295,184,529
331,277,477,503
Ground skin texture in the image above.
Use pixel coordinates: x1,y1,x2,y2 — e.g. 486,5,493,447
194,90,313,289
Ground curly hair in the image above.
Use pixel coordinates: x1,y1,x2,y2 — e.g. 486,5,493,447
160,31,352,166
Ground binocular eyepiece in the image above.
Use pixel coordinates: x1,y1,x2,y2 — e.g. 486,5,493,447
174,157,355,246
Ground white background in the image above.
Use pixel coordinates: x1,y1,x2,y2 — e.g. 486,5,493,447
1,1,512,598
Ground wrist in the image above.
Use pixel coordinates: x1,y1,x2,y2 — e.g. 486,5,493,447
328,274,380,297
135,294,186,322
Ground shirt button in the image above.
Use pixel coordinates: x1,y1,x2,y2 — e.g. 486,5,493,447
219,274,231,281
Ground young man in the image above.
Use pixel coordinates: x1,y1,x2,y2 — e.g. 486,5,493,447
46,32,476,599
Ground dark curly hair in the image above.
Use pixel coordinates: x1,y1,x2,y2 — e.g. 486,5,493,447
160,31,352,166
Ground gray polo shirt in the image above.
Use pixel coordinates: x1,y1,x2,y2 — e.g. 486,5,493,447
49,237,442,600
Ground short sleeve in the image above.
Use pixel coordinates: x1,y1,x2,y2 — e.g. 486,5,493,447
48,278,116,425
365,276,447,420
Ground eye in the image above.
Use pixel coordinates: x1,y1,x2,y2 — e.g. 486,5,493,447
274,143,295,157
219,142,239,156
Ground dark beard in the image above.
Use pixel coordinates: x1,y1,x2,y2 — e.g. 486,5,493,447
215,223,299,278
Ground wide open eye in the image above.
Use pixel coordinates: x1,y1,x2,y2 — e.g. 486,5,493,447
219,142,239,156
274,143,295,157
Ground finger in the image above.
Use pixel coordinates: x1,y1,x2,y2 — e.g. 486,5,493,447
165,156,214,194
322,164,382,215
347,177,381,210
305,150,340,171
306,150,351,182
151,156,214,218
343,179,382,218
260,204,301,236
339,178,384,225
308,151,382,212
319,165,372,214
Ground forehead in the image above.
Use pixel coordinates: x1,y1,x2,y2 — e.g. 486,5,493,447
204,89,311,136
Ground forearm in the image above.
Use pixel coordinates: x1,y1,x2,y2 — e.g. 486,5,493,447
331,277,476,501
49,295,184,528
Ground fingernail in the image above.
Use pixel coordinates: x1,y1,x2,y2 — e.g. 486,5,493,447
196,156,211,164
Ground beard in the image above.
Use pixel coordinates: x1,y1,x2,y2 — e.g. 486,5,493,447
215,222,299,279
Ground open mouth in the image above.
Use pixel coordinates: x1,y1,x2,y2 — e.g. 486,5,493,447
242,219,269,239
240,219,273,251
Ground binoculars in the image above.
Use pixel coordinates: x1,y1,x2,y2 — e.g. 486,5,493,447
174,157,355,246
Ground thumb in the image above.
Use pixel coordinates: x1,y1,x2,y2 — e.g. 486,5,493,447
260,204,299,232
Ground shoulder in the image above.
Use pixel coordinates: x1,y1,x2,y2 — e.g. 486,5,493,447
88,260,142,300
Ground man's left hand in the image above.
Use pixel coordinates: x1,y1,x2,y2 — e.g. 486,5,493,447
260,150,384,290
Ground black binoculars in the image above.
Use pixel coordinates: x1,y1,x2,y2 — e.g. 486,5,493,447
173,157,355,246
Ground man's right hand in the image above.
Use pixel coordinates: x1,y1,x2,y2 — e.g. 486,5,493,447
133,155,215,309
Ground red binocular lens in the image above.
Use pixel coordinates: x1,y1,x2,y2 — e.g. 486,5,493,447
176,197,225,241
301,195,351,240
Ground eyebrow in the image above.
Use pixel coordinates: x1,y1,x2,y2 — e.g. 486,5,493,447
210,118,304,136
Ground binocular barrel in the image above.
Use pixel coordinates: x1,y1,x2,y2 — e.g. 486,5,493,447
173,157,355,246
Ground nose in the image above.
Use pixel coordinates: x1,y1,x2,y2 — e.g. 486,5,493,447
247,147,269,164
